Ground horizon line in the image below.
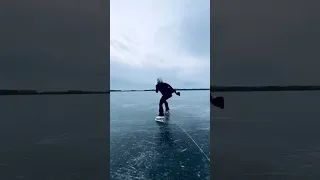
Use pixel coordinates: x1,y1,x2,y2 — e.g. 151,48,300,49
2,85,320,92
2,85,320,95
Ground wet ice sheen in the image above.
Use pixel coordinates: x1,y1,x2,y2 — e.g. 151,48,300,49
110,91,210,180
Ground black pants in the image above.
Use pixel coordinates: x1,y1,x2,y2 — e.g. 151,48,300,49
159,94,172,115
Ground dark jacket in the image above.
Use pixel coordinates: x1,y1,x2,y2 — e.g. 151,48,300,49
156,82,176,95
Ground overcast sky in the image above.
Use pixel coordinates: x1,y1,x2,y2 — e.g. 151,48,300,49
1,0,319,91
110,0,210,90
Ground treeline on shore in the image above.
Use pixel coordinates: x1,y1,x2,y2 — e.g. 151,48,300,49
210,86,320,92
0,90,109,95
0,89,208,95
1,86,320,95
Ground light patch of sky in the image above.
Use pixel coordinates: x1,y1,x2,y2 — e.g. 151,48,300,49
110,0,210,89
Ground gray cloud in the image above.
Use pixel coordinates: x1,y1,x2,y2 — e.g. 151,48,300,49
0,0,109,91
110,0,210,89
211,0,320,86
110,61,208,90
179,8,210,58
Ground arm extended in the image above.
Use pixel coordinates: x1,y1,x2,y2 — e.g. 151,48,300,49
168,84,180,96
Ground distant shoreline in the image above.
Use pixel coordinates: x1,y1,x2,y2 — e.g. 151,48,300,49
210,86,320,92
1,86,320,95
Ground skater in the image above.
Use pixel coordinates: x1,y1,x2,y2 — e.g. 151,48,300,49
155,77,180,116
